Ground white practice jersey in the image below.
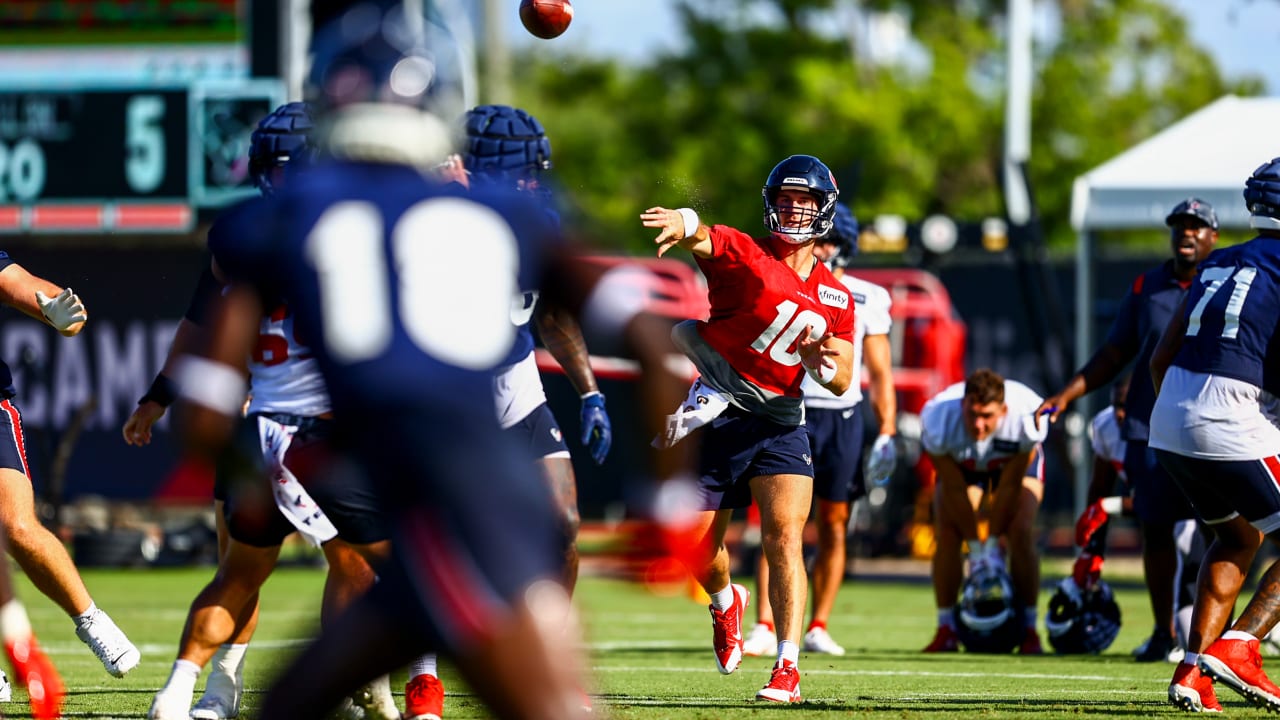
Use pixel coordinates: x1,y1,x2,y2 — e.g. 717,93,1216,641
1149,367,1280,461
802,274,892,409
921,379,1047,473
1089,406,1126,480
493,352,548,429
246,304,331,417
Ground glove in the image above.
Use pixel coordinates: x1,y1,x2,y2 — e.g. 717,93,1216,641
34,288,87,333
580,392,611,465
1075,497,1119,547
864,434,898,486
1072,552,1105,591
967,537,1004,575
6,635,64,720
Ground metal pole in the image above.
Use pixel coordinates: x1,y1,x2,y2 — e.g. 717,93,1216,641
1073,229,1094,516
481,0,512,103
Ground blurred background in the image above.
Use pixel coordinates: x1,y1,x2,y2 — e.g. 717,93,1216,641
0,0,1275,568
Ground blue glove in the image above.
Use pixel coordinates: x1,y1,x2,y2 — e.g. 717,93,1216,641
580,392,612,465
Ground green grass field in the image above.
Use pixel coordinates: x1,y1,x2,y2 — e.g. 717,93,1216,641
5,563,1271,718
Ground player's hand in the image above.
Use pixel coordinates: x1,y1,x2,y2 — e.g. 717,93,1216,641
433,153,470,189
864,433,898,486
1034,395,1066,430
1075,499,1110,547
580,392,611,465
35,288,87,336
1072,552,1105,591
642,207,690,257
123,402,167,446
5,635,65,720
797,325,837,371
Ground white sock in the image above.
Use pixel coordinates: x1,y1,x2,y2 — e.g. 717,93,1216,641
1176,605,1194,649
1223,630,1259,643
777,640,799,665
409,653,438,679
214,643,248,676
938,608,956,630
708,584,736,612
162,659,201,696
1184,653,1200,667
73,602,99,627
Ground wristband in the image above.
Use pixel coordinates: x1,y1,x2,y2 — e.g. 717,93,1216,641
139,374,179,408
581,390,603,401
175,355,247,417
805,361,836,385
1100,496,1124,515
677,208,700,239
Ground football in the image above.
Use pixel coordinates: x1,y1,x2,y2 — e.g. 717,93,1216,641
519,0,573,40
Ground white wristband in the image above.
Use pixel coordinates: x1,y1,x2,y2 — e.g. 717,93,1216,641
677,207,700,238
1100,496,1124,515
176,355,248,417
805,361,836,384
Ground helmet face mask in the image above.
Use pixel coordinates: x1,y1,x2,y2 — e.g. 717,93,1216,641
954,565,1024,654
1245,157,1280,231
762,154,839,244
462,104,552,196
1044,577,1122,654
249,102,316,196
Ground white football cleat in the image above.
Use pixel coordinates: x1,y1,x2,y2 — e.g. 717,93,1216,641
353,675,400,720
147,690,193,720
0,669,10,702
75,608,140,677
743,623,778,657
191,664,242,719
802,626,846,656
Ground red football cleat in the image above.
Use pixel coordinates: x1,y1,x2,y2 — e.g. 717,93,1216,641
405,673,445,720
709,584,748,674
755,660,801,703
1169,662,1222,713
7,636,65,720
923,625,960,653
1200,637,1280,711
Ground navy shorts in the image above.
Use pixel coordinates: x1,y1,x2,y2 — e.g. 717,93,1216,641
223,413,391,548
695,407,814,511
0,399,32,478
1126,441,1196,524
504,403,569,460
1154,450,1277,532
806,405,865,503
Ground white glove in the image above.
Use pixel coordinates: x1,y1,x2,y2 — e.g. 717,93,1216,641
967,537,1004,574
35,288,87,333
864,433,898,486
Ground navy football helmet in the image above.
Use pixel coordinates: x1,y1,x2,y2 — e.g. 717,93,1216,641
249,102,315,196
462,105,552,191
1245,157,1280,231
1044,577,1122,654
762,154,839,244
817,202,860,269
955,565,1024,654
305,1,459,166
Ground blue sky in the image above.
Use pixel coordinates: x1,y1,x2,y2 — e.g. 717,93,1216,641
508,0,1280,95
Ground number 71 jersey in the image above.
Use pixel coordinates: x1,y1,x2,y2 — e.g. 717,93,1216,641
210,162,557,417
1173,236,1280,397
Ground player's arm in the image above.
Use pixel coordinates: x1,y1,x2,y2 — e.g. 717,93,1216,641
1150,295,1190,395
1037,290,1142,426
798,331,854,395
533,299,612,464
864,333,896,436
0,263,87,337
174,282,260,459
989,450,1035,538
930,452,980,542
641,206,713,258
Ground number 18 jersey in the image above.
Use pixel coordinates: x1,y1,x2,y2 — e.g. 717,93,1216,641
694,225,855,397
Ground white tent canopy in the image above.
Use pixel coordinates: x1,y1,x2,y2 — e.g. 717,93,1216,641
1071,95,1280,231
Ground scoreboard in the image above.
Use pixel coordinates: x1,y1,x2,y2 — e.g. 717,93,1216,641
0,80,283,233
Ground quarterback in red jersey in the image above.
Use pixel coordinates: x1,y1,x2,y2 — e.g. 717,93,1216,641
641,154,854,704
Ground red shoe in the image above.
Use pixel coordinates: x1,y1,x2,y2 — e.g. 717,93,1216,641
1020,628,1045,655
6,637,65,720
709,584,748,674
405,674,444,720
923,625,960,653
755,660,801,703
1169,662,1222,713
1200,637,1280,711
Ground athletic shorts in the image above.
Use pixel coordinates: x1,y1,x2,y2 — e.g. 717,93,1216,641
806,405,865,503
1127,441,1196,524
959,445,1045,488
1155,450,1275,531
504,403,570,460
0,399,32,478
222,413,390,548
694,407,814,511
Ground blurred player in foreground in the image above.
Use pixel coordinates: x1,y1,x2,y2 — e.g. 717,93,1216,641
1154,157,1280,713
642,154,855,703
920,369,1048,654
177,4,590,717
744,202,897,658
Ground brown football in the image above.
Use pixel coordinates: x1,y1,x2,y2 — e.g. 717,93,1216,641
519,0,573,40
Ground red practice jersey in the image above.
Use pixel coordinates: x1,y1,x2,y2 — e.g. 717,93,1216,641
695,225,855,397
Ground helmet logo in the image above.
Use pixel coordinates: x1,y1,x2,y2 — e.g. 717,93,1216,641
782,176,809,186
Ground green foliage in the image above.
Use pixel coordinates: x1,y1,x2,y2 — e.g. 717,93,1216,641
506,0,1266,254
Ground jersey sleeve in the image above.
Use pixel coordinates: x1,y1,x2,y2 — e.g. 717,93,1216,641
861,282,892,335
920,399,954,456
1006,381,1048,449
